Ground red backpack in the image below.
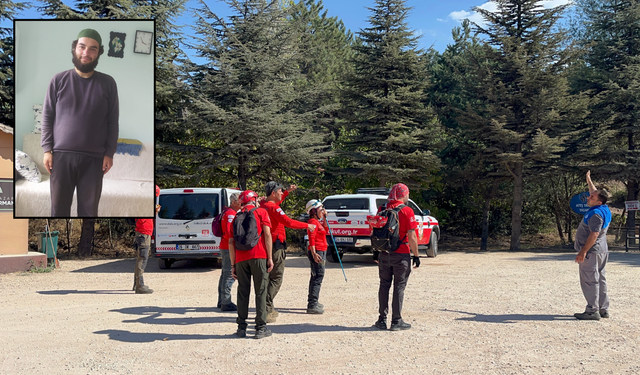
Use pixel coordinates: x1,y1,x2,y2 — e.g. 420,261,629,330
211,210,225,238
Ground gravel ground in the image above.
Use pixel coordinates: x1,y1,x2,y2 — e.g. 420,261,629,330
1,249,640,375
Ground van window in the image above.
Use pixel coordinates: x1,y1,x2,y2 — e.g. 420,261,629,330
323,198,369,210
375,199,387,212
158,194,219,220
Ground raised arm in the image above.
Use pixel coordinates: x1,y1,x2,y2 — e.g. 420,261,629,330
586,170,597,194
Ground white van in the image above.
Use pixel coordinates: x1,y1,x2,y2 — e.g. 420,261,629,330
154,187,240,269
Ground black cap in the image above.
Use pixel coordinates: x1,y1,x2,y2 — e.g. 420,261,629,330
265,181,284,197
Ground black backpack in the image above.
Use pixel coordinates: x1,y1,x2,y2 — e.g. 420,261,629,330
370,204,407,252
125,218,136,226
233,207,261,250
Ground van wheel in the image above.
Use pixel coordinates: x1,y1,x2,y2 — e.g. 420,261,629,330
427,232,438,258
329,248,344,263
158,258,172,269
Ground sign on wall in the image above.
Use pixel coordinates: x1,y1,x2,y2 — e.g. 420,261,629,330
0,179,13,211
626,201,639,211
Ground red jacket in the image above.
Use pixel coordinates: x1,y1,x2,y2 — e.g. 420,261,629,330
307,218,329,252
229,205,271,263
135,219,153,236
219,207,237,250
259,191,307,243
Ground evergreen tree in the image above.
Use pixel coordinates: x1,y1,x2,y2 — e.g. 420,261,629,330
186,0,330,189
0,0,28,127
462,0,585,251
573,0,640,236
342,0,442,188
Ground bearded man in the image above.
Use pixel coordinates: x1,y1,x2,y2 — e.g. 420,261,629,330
41,28,119,217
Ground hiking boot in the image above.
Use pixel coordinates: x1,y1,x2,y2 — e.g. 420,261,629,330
600,310,609,319
135,285,154,294
574,311,601,321
390,320,412,331
374,320,387,330
254,327,272,339
266,310,278,323
236,328,246,338
221,303,238,312
316,303,324,309
306,305,324,314
217,302,221,309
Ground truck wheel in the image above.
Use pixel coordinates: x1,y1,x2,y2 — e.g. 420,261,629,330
426,232,438,258
158,258,172,269
329,248,343,263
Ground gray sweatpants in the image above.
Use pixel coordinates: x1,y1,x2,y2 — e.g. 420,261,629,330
50,152,104,217
579,251,609,313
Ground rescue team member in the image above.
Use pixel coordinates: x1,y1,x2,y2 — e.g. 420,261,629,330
217,192,241,312
42,28,119,216
132,185,161,294
260,182,315,323
305,200,329,314
574,171,612,321
229,190,274,339
374,183,420,331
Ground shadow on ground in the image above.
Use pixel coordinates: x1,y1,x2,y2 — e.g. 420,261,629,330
94,321,374,342
444,309,575,323
512,251,640,267
38,289,132,295
70,258,220,273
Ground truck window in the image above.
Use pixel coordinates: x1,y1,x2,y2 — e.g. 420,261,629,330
158,194,219,220
408,201,422,217
323,198,369,210
375,198,387,212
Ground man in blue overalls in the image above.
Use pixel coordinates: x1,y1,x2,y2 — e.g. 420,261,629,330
574,171,612,321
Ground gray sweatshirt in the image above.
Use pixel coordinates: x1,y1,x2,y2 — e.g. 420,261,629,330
41,69,119,159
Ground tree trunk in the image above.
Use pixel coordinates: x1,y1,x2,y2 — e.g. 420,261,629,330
480,182,498,251
627,179,638,246
237,154,247,190
510,162,523,251
552,203,565,244
78,219,95,258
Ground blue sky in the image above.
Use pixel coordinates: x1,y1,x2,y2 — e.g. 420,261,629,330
4,0,573,54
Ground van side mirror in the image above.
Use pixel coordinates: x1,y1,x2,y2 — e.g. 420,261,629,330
422,209,431,216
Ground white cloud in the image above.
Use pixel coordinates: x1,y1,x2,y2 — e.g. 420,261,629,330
436,18,446,22
449,1,571,26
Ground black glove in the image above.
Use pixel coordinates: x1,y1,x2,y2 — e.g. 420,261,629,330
373,250,379,262
412,255,420,268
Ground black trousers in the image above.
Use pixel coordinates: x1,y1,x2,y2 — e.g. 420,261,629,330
236,258,269,330
50,152,103,217
307,250,326,307
378,251,412,323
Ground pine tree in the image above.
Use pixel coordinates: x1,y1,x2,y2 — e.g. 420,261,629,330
186,0,330,189
341,0,442,188
0,0,28,127
573,0,640,237
462,0,584,251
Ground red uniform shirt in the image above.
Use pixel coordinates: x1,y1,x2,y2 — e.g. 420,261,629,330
307,218,329,252
260,191,307,243
135,219,153,236
219,207,237,250
384,200,417,254
229,204,271,263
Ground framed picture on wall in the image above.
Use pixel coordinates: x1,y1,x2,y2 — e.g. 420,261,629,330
108,31,126,58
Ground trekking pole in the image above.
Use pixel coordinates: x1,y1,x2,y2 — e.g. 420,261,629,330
325,219,347,282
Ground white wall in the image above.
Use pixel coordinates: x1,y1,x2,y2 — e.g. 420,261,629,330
14,20,154,150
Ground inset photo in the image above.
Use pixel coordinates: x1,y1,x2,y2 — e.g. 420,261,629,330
14,20,155,218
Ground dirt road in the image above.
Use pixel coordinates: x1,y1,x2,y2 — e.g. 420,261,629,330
2,250,640,374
